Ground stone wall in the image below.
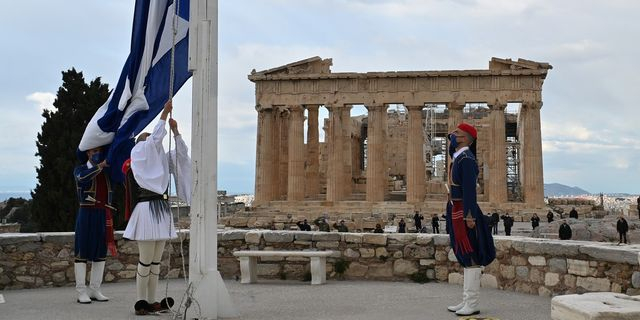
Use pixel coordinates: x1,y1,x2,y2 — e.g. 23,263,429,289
2,230,640,298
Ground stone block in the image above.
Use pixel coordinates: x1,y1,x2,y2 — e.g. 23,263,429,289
435,266,449,281
567,259,589,276
343,248,360,259
343,234,363,244
50,261,70,269
579,244,640,265
245,231,263,244
481,274,498,289
375,247,389,258
434,249,448,262
362,234,387,245
118,270,137,279
420,259,435,266
344,262,368,278
538,286,552,297
494,239,512,251
633,271,640,288
312,232,341,242
294,232,313,241
387,234,417,244
0,233,40,245
51,271,66,283
431,235,449,246
294,241,312,246
263,232,294,243
576,277,610,292
529,268,543,284
612,282,623,293
511,256,527,266
228,217,248,227
39,232,75,244
260,256,284,262
528,256,546,266
106,261,124,271
447,249,457,262
545,272,560,286
500,264,515,279
257,264,281,276
393,251,403,258
426,269,436,280
316,241,339,249
359,248,375,258
551,292,640,320
403,245,433,259
549,258,567,273
564,274,577,288
393,259,418,276
516,266,529,279
367,262,393,278
448,272,463,285
218,230,247,241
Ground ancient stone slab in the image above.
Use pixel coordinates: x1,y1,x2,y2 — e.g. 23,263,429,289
0,233,40,245
448,272,463,285
579,245,640,265
481,274,498,289
312,233,341,242
294,232,313,241
516,266,529,279
367,262,393,278
494,239,512,251
343,234,363,244
392,251,403,259
245,231,263,244
435,266,449,281
39,232,75,244
403,244,432,259
576,277,610,292
500,265,515,279
551,292,640,320
387,234,417,244
218,230,247,241
545,272,560,286
431,234,449,246
343,248,360,259
567,259,589,276
362,234,387,245
420,259,435,266
632,271,640,288
263,232,294,243
549,258,567,273
316,241,339,249
528,256,546,266
359,248,375,258
345,262,368,277
511,256,527,266
529,268,543,284
393,259,418,276
375,247,389,258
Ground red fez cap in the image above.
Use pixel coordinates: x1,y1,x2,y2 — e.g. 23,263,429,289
457,123,477,139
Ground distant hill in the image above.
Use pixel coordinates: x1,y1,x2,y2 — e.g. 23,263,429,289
544,183,590,197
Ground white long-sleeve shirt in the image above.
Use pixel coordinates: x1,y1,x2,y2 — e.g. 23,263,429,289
130,119,192,204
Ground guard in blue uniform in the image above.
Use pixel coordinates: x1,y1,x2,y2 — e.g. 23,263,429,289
445,122,496,316
73,146,117,304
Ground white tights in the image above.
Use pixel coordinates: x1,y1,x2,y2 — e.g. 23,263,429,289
136,240,165,303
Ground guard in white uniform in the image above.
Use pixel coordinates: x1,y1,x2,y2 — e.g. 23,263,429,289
123,100,191,315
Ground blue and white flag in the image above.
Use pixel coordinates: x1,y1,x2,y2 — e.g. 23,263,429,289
79,0,191,182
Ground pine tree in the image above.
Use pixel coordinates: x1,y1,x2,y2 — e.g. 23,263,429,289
31,69,113,231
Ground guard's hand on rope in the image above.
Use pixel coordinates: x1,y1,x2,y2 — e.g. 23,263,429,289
161,100,173,120
169,118,179,135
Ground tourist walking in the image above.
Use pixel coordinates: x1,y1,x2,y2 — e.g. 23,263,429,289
546,210,554,223
569,207,578,219
398,218,406,233
559,220,572,240
73,145,115,304
431,214,440,234
617,215,629,244
123,101,191,315
444,122,495,316
501,213,514,236
531,213,540,230
413,211,424,232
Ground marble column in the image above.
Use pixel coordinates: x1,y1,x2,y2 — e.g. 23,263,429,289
341,106,353,198
447,101,464,183
366,104,387,202
271,108,281,200
488,102,508,204
278,108,290,200
287,105,305,201
406,105,425,203
326,105,344,202
305,105,320,198
254,106,275,204
520,101,545,207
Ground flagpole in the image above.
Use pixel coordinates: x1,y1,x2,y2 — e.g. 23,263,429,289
188,0,237,318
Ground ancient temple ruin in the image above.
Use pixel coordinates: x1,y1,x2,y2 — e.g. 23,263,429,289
249,57,552,219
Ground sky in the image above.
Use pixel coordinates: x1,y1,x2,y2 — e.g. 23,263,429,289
1,0,639,196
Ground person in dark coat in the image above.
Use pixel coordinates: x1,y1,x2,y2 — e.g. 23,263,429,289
501,213,514,236
617,215,629,244
333,220,349,232
431,214,440,234
491,212,499,235
546,210,554,223
296,219,311,231
398,219,406,233
373,223,384,233
569,207,578,219
636,196,640,218
444,122,495,316
559,220,572,240
413,211,424,232
530,213,540,230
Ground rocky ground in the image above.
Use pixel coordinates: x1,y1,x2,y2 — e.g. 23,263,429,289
528,214,639,243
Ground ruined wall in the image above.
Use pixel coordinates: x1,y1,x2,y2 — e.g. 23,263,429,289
2,231,640,298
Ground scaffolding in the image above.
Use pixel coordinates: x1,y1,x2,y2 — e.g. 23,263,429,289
424,104,447,182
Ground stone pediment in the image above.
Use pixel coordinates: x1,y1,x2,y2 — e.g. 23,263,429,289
250,56,333,78
490,57,553,71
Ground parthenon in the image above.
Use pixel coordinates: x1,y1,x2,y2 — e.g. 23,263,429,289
249,57,552,218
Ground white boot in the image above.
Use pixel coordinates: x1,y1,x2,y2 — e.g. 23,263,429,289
447,268,469,312
147,262,160,304
456,267,482,316
88,261,109,301
74,262,91,304
136,261,151,302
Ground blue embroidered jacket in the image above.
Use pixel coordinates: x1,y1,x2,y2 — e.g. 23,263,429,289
74,164,114,208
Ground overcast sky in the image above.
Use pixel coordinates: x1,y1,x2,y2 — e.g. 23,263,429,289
1,0,639,195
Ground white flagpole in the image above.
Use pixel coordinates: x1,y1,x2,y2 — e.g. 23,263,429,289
188,0,237,318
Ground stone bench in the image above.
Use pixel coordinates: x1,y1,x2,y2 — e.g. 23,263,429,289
551,292,640,319
233,250,334,285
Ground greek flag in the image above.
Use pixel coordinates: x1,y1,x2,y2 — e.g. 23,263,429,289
78,0,191,182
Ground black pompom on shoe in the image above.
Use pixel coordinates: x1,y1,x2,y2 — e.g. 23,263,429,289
160,297,174,310
134,300,150,315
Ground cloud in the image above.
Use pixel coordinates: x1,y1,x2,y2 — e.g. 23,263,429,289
26,92,56,112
